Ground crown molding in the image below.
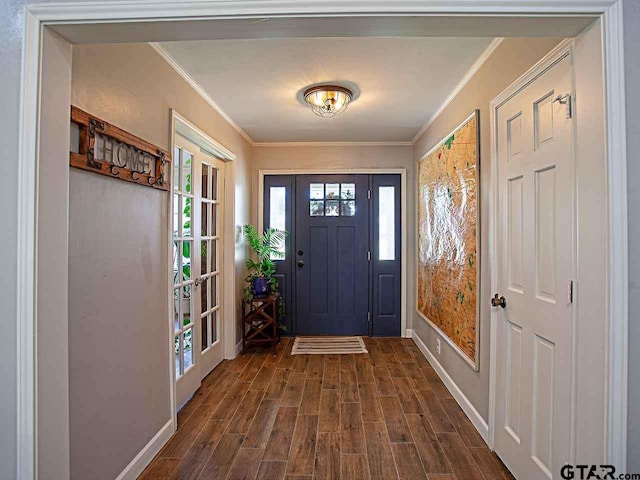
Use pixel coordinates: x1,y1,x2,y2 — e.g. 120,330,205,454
149,42,256,146
411,37,504,145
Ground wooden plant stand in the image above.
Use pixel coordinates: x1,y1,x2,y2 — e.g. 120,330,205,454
242,293,279,355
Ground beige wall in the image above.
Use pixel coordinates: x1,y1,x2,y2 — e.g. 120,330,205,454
412,37,562,422
69,43,251,479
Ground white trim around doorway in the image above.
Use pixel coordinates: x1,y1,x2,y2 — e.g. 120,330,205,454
17,2,628,477
258,168,408,339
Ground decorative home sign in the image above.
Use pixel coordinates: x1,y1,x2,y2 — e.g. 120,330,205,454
417,110,480,370
69,106,171,190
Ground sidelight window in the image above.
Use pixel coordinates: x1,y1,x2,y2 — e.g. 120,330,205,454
378,186,395,260
269,186,286,259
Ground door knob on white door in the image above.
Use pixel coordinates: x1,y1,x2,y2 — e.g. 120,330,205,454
491,293,506,308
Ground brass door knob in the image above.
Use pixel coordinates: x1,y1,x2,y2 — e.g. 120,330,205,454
491,294,506,308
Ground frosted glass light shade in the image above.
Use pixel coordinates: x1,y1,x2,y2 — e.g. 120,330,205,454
303,85,353,118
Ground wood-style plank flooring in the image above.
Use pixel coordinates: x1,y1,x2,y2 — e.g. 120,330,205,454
139,337,514,480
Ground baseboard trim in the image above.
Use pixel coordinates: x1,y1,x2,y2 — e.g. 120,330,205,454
404,328,414,338
410,330,489,443
114,419,173,480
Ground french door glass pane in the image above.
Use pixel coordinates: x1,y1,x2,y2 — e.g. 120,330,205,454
181,285,192,327
182,196,192,238
211,310,218,343
173,148,180,191
183,329,193,370
182,240,193,281
200,278,209,314
202,164,210,200
173,194,180,237
201,314,209,350
211,204,218,236
211,168,218,201
173,241,180,285
174,335,181,377
201,200,208,237
200,240,207,276
181,151,192,192
210,275,218,308
173,288,181,332
378,186,396,260
211,240,218,272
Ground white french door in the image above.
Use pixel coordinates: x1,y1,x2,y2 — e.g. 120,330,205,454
493,54,575,479
173,135,225,408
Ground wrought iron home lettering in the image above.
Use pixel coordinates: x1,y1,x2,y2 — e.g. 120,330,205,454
94,134,155,174
69,106,171,191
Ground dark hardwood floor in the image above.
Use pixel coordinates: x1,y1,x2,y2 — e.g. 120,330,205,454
139,337,514,480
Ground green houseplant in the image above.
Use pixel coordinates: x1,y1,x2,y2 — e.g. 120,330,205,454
243,225,287,297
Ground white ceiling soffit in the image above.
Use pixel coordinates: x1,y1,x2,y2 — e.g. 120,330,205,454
154,37,501,144
52,15,595,44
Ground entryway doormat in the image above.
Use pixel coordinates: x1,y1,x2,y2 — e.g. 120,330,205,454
292,336,368,355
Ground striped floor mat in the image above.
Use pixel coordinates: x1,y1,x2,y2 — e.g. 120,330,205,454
291,336,368,355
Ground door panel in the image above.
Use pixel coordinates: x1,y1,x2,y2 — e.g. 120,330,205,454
173,135,225,409
372,175,402,336
295,175,369,335
494,54,574,479
198,155,225,378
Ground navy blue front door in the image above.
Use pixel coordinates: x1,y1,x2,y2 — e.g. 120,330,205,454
295,175,370,335
264,173,402,336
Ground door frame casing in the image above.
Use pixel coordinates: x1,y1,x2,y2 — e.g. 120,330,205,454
258,168,408,338
17,2,627,478
170,110,237,430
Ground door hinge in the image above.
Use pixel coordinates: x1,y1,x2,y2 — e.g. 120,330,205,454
368,251,371,261
553,93,572,119
568,280,574,304
368,312,371,322
368,189,371,200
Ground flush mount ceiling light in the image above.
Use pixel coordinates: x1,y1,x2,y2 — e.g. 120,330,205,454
303,85,353,118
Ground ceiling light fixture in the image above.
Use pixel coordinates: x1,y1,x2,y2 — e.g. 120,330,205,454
303,85,353,118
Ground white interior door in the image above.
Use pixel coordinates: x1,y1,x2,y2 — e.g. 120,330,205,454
197,147,225,377
494,54,575,479
173,135,225,408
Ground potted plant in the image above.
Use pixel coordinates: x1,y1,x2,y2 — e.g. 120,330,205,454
243,225,287,297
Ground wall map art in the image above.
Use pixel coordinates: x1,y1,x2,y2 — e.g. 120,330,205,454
417,110,480,369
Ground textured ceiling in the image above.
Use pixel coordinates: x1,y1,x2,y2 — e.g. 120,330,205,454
158,37,494,143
